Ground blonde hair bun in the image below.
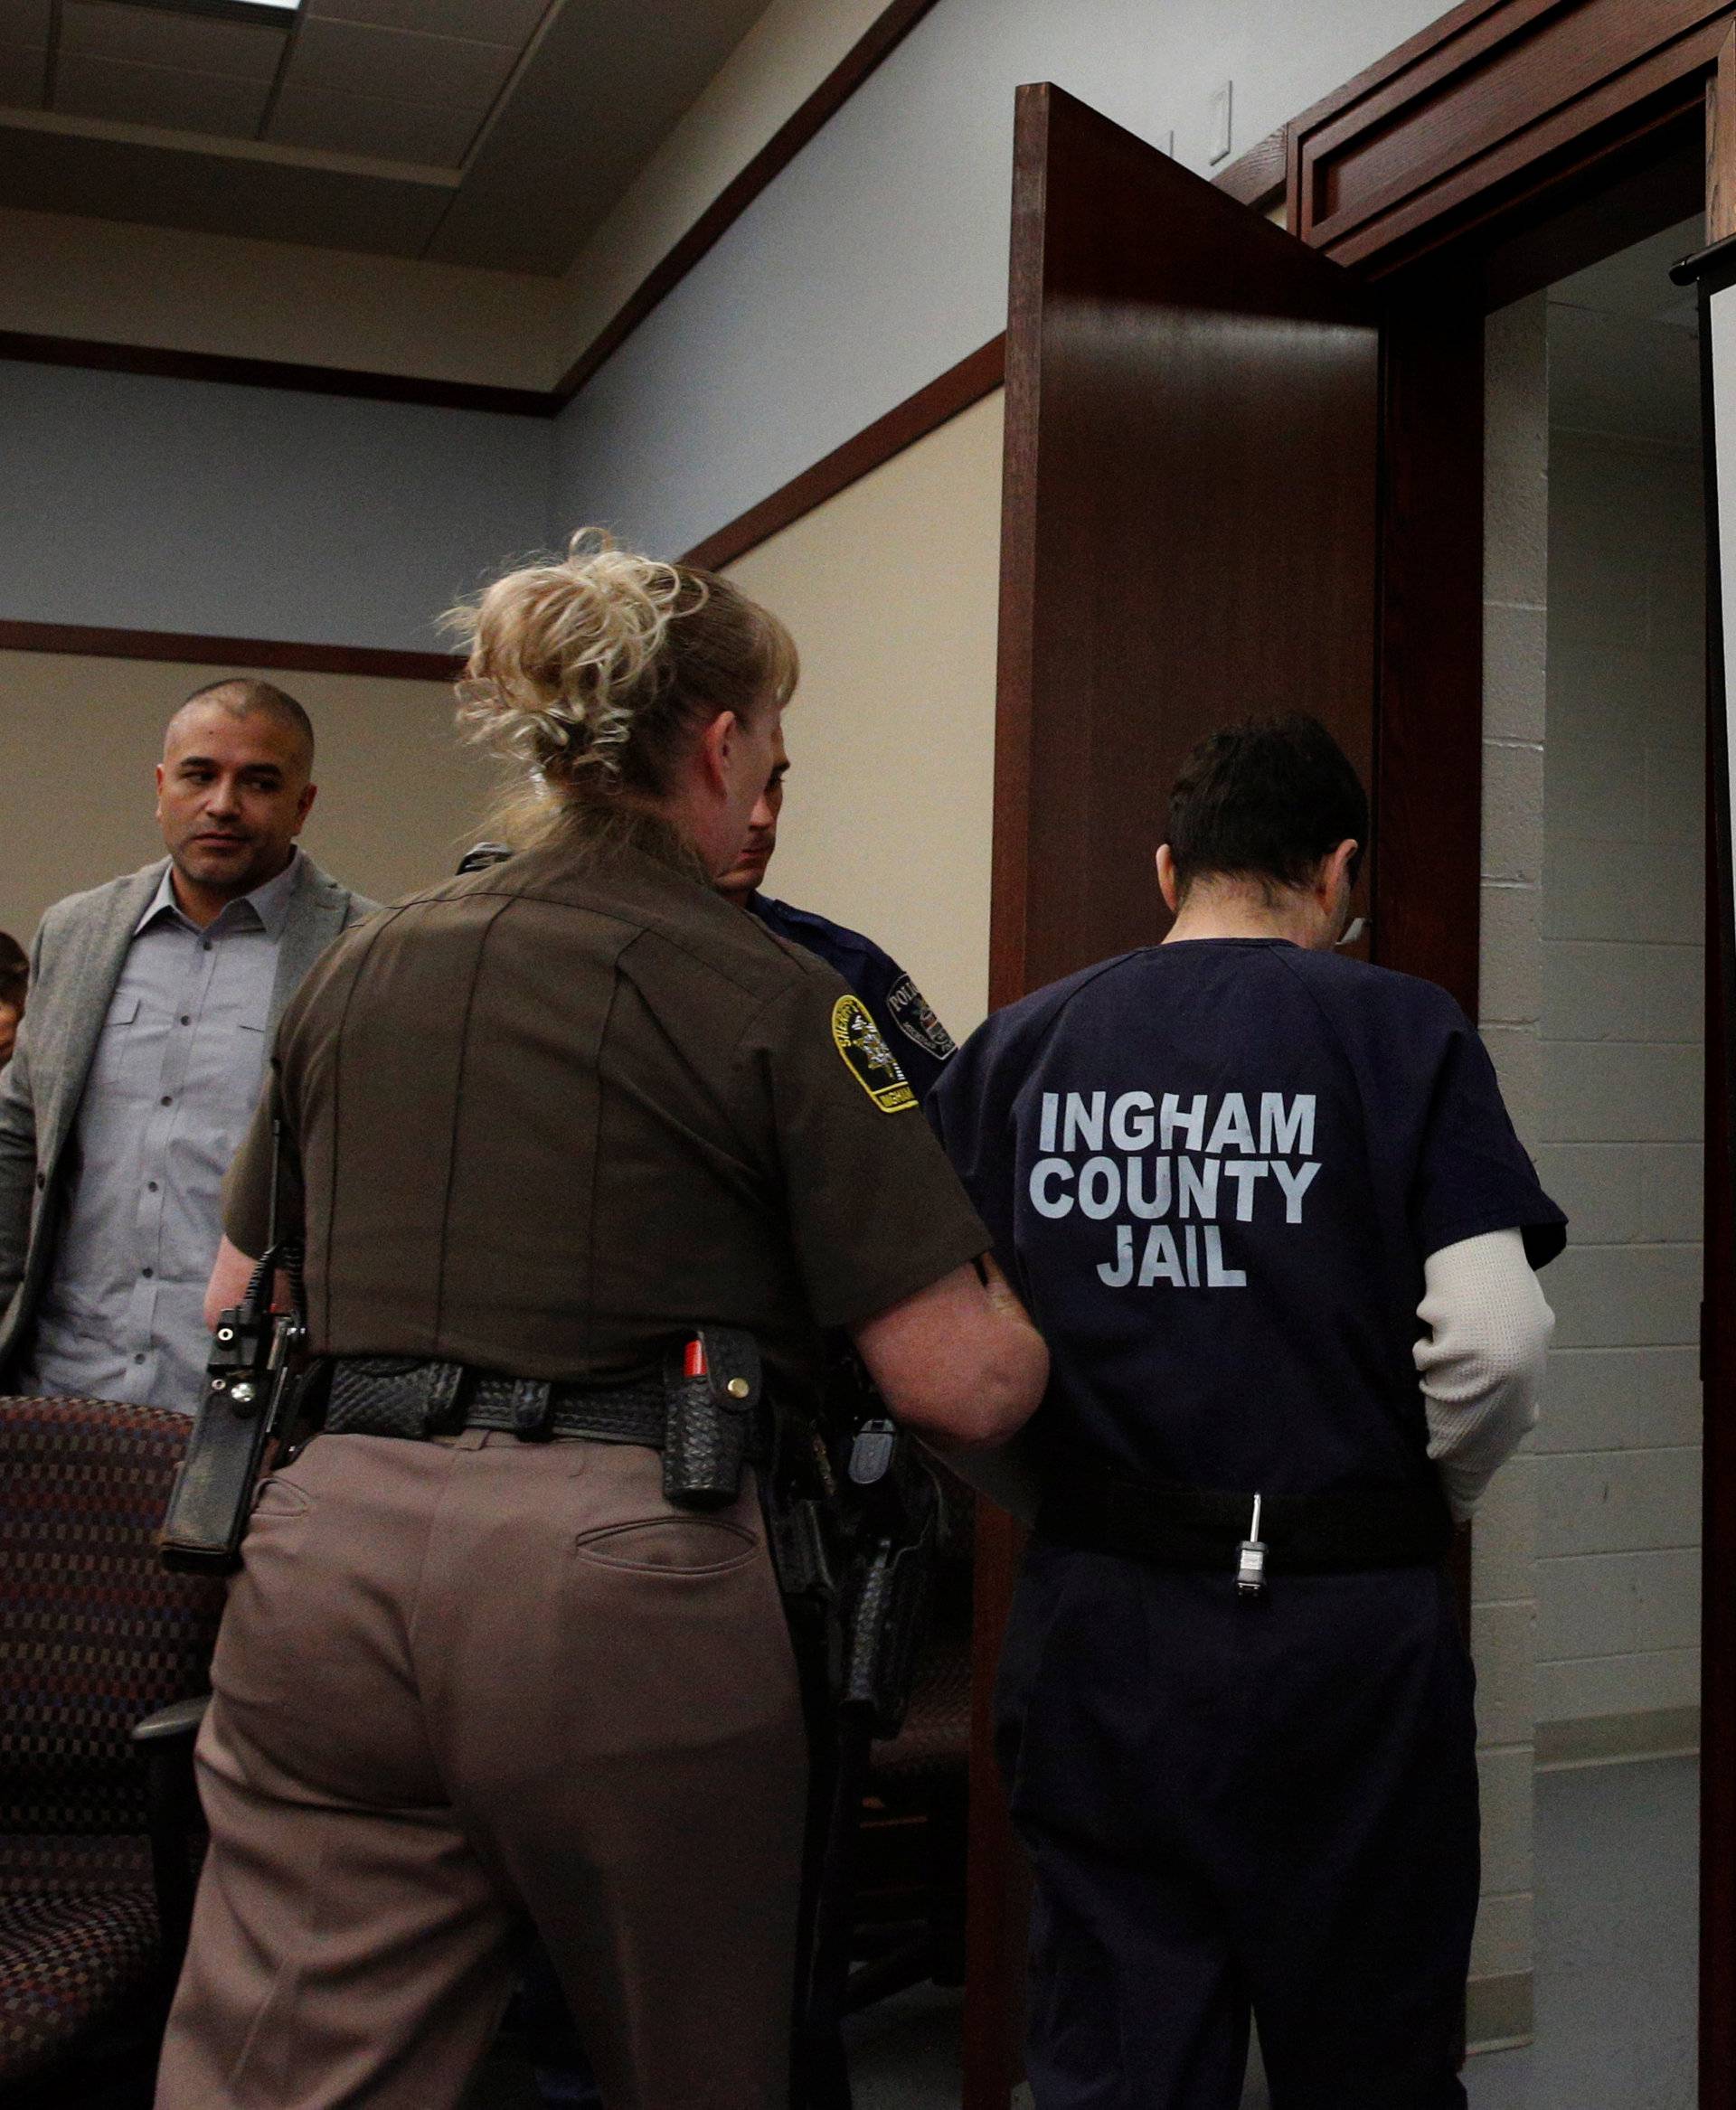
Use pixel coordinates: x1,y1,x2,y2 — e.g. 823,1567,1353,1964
448,529,797,844
449,529,701,786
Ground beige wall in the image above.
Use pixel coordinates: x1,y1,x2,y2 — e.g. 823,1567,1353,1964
722,388,1004,1041
0,651,498,946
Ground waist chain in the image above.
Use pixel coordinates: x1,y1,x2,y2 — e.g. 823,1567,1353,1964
1039,1463,1454,1579
323,1352,769,1462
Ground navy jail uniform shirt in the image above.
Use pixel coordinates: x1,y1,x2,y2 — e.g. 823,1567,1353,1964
746,892,956,1106
929,938,1565,1502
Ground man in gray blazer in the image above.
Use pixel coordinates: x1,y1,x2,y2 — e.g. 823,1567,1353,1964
0,677,374,1413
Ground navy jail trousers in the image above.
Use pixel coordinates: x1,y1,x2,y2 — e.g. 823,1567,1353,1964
996,1539,1480,2110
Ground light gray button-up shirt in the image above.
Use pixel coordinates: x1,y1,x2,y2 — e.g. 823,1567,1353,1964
18,852,303,1414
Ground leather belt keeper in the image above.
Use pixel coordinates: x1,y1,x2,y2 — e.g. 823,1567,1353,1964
324,1356,691,1451
1040,1465,1454,1575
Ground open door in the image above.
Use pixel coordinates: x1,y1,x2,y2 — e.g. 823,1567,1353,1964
967,83,1390,2107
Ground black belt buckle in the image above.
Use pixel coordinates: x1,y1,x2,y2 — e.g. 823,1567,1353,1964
509,1378,555,1442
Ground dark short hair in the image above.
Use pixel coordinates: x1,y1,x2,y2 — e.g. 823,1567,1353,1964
1166,713,1368,898
0,930,26,1012
175,678,315,768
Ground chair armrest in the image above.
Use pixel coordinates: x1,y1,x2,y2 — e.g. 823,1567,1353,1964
132,1693,210,1999
132,1692,210,1747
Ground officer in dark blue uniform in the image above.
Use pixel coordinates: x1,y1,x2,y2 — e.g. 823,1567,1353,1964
929,715,1565,2110
719,723,956,1105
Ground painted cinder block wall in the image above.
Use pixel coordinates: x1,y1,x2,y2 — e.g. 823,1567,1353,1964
1533,320,1705,1760
1471,290,1551,2046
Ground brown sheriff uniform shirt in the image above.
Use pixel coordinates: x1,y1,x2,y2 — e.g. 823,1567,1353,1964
224,822,989,1387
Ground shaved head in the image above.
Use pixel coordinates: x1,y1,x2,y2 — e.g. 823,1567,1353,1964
169,678,315,773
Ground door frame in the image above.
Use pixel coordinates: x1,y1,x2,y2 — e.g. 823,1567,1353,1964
973,7,1736,2106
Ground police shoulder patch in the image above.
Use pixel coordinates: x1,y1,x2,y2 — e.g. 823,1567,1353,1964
886,974,957,1062
831,994,916,1113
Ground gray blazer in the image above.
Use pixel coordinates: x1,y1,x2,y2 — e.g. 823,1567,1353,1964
0,854,375,1381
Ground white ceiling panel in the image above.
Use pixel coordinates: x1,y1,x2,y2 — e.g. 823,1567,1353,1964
0,0,49,45
286,18,517,109
0,41,46,105
55,54,273,136
61,1,287,80
307,0,550,42
269,81,481,166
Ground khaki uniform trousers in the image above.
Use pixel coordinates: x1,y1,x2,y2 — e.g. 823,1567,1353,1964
154,1428,808,2110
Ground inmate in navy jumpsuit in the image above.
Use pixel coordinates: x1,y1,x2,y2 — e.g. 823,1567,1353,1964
929,937,1564,2110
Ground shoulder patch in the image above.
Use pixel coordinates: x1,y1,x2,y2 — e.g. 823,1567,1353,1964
831,994,917,1113
886,974,957,1062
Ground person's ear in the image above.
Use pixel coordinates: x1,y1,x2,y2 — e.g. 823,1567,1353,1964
697,711,738,799
1156,844,1182,915
1326,839,1359,900
154,761,165,823
294,782,317,831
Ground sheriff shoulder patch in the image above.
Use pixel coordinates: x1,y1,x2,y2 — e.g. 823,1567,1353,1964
831,994,916,1113
886,974,957,1062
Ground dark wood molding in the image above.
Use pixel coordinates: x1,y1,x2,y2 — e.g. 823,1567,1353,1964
551,0,948,406
0,618,460,682
1286,0,1731,274
682,335,1005,570
1371,269,1485,1016
0,330,559,419
1214,124,1288,212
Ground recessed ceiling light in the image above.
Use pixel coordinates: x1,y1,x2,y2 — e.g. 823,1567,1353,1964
108,0,304,23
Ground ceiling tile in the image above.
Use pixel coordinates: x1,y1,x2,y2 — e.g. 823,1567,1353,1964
60,1,287,81
306,0,548,43
55,53,273,137
0,0,49,45
0,42,46,104
269,82,481,166
0,111,457,254
286,17,516,110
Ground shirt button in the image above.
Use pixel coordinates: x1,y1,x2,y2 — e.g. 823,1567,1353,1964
147,1181,159,1192
34,1172,45,1191
202,940,213,953
134,1352,146,1364
142,1267,153,1279
160,1096,173,1107
180,1015,191,1026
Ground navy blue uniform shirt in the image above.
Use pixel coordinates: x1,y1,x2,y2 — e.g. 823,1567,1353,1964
929,939,1565,1500
746,892,956,1105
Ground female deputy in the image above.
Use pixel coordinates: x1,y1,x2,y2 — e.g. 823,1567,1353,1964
156,534,1047,2110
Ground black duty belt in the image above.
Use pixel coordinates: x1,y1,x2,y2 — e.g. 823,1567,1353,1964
325,1355,675,1449
1040,1464,1454,1578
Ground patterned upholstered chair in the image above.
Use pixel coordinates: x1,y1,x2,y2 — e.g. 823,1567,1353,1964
0,1396,225,2099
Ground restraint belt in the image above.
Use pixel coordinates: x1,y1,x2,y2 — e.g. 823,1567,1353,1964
1040,1463,1454,1575
323,1354,722,1450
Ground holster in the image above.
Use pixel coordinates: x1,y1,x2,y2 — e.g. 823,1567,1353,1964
660,1325,764,1509
840,1466,939,1738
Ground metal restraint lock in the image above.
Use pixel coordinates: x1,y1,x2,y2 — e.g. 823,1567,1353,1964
1236,1493,1269,1603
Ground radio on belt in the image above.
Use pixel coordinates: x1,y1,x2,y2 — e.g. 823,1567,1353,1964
1236,1493,1268,1601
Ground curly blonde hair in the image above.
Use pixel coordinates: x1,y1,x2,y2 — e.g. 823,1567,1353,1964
447,529,797,842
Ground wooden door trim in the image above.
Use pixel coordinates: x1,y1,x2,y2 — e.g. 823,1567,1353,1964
0,617,460,682
1284,0,1731,271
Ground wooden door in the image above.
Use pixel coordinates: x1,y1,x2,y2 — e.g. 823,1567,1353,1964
967,81,1393,2107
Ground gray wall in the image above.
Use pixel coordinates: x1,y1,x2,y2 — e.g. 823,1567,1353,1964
0,360,555,652
552,0,1451,558
1534,336,1704,1747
